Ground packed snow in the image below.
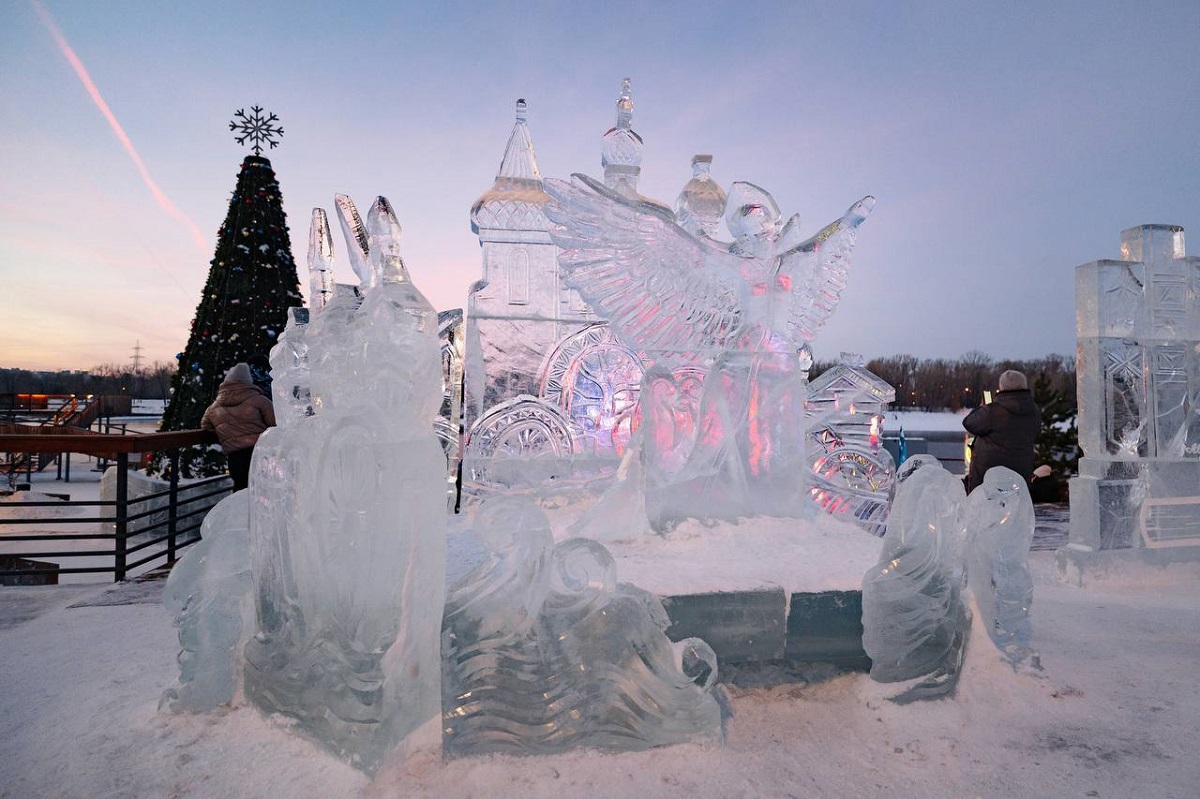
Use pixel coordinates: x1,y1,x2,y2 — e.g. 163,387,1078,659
2,469,1199,797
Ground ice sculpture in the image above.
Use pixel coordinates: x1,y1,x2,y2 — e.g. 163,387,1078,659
673,155,726,238
543,169,873,524
861,455,969,700
1071,224,1200,551
462,85,881,531
964,466,1036,664
308,208,335,313
160,490,253,713
241,194,447,773
806,353,897,535
442,496,722,756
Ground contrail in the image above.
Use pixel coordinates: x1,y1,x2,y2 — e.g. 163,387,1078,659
31,0,208,254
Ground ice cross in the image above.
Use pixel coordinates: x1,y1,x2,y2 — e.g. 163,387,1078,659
230,106,283,155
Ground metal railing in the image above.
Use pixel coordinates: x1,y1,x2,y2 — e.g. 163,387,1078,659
0,430,228,583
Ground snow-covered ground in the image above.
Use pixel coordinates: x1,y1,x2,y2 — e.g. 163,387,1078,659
2,470,1198,798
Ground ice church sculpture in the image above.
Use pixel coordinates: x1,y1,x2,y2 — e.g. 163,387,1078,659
462,82,888,530
1071,224,1200,551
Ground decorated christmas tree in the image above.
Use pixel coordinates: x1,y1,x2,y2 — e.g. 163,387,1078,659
155,107,303,477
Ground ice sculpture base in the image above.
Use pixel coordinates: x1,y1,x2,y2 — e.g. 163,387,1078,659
663,587,872,675
1054,541,1200,588
547,506,884,676
1069,458,1200,550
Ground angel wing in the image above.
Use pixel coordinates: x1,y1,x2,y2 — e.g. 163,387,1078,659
543,174,748,366
776,196,875,343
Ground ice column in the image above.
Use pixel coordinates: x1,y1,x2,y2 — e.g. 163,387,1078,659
242,195,447,774
1071,225,1200,551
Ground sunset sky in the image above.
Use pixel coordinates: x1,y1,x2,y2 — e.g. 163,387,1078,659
2,0,1197,371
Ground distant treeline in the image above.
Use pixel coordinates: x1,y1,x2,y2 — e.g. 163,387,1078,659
810,352,1076,413
6,353,1077,410
0,362,177,399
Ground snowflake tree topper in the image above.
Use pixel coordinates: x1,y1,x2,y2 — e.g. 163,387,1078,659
230,105,283,156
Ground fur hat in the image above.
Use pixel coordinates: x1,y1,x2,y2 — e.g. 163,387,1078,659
221,362,253,385
998,369,1028,391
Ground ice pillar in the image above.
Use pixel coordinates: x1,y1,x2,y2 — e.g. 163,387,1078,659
1071,225,1200,550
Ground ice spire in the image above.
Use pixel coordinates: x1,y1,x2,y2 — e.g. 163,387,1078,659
471,99,550,234
307,208,334,314
601,78,643,200
497,99,541,182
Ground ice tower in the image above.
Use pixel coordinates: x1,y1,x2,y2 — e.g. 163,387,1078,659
1070,225,1200,551
601,78,643,201
463,97,649,490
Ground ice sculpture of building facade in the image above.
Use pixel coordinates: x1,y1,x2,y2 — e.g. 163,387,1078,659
464,98,621,483
463,83,890,532
1071,225,1200,551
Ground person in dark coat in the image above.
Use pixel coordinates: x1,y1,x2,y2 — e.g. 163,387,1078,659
200,363,276,491
963,369,1042,494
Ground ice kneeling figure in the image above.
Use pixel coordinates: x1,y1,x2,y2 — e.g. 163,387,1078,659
964,466,1037,666
442,496,722,755
861,456,969,692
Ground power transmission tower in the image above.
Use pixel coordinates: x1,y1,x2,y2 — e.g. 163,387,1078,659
130,340,144,373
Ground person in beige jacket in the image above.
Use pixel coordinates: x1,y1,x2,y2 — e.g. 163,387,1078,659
200,362,276,490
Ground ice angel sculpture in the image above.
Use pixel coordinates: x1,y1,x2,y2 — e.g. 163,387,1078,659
544,173,873,523
963,466,1037,667
442,497,722,756
861,455,970,702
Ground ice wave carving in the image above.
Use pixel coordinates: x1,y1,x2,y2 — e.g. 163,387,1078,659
442,497,721,756
241,193,446,774
861,456,969,699
964,466,1037,665
160,490,253,713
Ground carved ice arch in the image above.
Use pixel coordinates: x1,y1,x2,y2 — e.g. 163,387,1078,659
537,323,645,455
465,396,579,487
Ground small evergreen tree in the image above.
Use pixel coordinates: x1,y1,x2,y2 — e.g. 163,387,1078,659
1032,373,1080,476
155,155,303,477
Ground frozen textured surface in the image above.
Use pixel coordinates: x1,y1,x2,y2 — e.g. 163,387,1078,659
161,490,253,713
442,497,721,756
861,456,968,693
1072,225,1200,551
241,194,446,773
964,467,1036,663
